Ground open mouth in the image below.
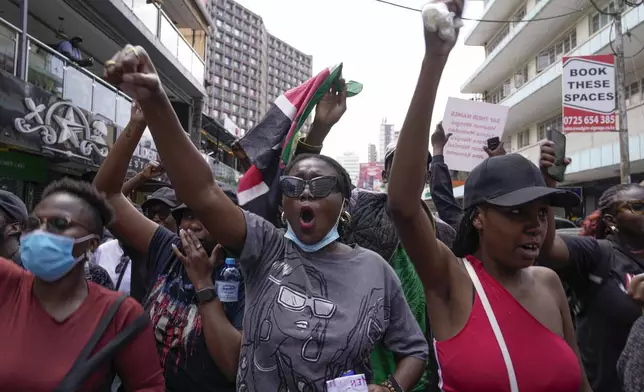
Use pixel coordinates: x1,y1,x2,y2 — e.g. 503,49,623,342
520,244,539,251
299,205,316,229
295,320,309,329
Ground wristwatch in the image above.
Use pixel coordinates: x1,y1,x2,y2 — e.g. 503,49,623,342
196,286,217,304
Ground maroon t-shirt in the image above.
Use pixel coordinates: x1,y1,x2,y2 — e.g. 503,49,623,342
0,258,165,391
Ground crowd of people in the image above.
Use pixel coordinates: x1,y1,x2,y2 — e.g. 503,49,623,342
0,0,643,391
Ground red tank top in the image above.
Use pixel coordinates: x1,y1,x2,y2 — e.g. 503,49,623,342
434,256,581,392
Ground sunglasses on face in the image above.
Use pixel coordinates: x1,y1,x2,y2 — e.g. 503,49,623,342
144,205,171,220
25,216,88,235
618,200,644,215
279,176,339,199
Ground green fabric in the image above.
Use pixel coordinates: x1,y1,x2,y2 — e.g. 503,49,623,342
370,245,429,391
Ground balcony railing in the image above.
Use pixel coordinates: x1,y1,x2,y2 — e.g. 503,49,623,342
121,0,205,85
0,17,133,129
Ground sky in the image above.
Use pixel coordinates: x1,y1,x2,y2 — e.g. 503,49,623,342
235,0,486,162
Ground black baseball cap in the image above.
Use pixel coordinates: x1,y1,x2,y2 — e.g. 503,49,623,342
463,154,580,209
171,182,238,222
0,190,28,226
141,187,179,210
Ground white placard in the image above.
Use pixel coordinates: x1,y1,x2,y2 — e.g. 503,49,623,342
326,374,368,392
442,97,509,172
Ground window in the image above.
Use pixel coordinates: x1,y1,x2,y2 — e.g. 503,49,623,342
536,29,577,73
590,2,615,34
486,83,508,104
511,6,525,29
486,24,510,56
629,81,641,105
537,116,563,140
223,79,230,87
517,130,530,148
514,65,528,89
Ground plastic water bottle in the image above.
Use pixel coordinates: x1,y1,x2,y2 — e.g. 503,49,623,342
216,258,241,303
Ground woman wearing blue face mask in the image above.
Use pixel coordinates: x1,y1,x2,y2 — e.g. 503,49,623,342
0,178,164,391
103,44,429,392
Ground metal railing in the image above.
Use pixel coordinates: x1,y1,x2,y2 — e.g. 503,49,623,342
0,17,134,129
121,0,205,84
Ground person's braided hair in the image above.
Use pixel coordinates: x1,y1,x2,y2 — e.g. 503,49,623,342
452,206,479,258
283,153,353,242
582,183,642,239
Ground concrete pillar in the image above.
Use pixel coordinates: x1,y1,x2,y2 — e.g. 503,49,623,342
190,98,204,148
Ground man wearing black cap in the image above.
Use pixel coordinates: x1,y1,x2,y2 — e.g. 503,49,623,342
94,112,245,392
0,190,28,265
140,186,179,233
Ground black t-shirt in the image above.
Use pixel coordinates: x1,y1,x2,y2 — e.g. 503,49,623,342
143,227,245,392
562,236,644,392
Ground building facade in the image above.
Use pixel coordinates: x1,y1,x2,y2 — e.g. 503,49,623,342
379,119,395,163
336,151,360,185
368,143,378,163
0,0,242,207
460,0,644,214
204,0,313,134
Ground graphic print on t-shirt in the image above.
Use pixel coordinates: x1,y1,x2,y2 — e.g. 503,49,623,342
146,259,203,367
237,255,388,392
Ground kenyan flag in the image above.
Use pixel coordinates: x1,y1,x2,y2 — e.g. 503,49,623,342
235,64,344,225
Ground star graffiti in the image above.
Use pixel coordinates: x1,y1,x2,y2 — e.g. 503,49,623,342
52,106,86,148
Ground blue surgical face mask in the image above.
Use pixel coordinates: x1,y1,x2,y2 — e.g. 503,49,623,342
21,230,97,282
284,201,345,253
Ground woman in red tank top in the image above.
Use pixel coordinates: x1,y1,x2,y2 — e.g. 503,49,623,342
386,2,591,391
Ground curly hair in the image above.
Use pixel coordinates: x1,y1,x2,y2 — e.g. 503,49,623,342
283,153,353,241
452,206,479,258
42,178,115,235
581,183,642,239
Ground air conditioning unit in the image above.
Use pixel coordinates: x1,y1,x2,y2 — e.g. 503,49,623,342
503,83,512,97
514,74,524,87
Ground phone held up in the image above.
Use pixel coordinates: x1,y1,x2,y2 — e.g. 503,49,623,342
487,137,500,151
546,128,567,183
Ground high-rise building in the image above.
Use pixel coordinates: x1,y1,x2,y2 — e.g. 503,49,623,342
379,119,395,163
205,0,313,133
336,151,360,185
461,0,644,210
368,143,378,163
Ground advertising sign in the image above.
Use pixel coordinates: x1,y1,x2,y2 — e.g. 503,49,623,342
441,97,509,172
562,55,616,133
357,162,384,191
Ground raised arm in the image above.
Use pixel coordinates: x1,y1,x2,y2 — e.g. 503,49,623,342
93,103,158,255
537,140,575,268
104,45,246,252
296,79,347,154
387,2,462,298
428,123,463,229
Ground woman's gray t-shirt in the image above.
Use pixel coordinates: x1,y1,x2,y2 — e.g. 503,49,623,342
236,211,428,392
